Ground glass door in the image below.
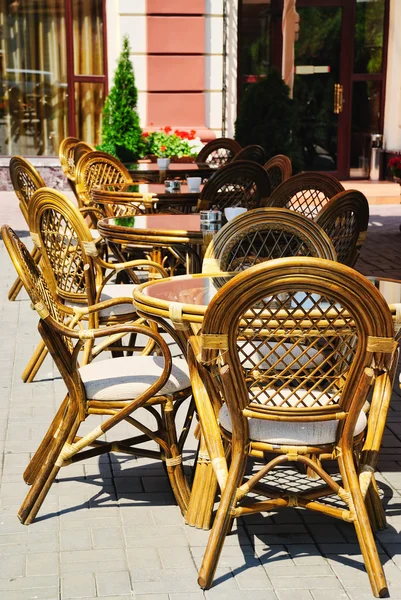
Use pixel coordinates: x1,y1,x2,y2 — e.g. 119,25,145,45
293,3,345,174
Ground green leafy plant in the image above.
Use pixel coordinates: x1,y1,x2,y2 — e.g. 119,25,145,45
97,35,145,162
143,126,203,158
235,68,302,172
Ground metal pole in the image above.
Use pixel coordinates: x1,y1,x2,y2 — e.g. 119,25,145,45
222,0,228,137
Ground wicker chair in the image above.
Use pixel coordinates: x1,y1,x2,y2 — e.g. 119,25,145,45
2,225,192,525
263,154,292,191
233,144,266,165
22,187,167,381
198,160,271,211
203,207,336,273
8,156,46,301
59,136,80,183
195,138,242,168
188,257,398,596
73,140,96,167
315,189,369,267
74,151,133,225
263,172,344,218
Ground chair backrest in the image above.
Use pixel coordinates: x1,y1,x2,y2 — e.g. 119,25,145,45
263,155,292,191
263,172,344,218
314,189,369,267
29,187,100,306
59,136,80,182
75,150,132,210
9,156,46,222
199,160,271,211
200,257,395,433
1,225,73,355
203,207,336,272
233,145,266,165
74,141,96,167
196,138,242,168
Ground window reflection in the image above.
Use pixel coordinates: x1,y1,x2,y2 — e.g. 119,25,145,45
354,0,385,74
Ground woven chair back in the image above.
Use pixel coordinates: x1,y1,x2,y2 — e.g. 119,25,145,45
263,155,292,191
199,160,271,211
264,172,344,218
233,145,266,165
9,156,46,222
2,225,74,354
315,189,369,267
74,151,132,212
201,256,394,426
203,208,336,273
196,137,242,168
29,187,100,306
59,136,80,182
74,141,95,167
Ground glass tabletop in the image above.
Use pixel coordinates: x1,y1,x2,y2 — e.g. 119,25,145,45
105,214,203,231
141,273,235,306
124,162,213,172
93,183,201,195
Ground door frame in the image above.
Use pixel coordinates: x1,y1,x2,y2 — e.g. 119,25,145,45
270,0,389,179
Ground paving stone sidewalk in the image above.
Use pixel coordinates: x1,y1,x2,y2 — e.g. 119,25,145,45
0,192,400,600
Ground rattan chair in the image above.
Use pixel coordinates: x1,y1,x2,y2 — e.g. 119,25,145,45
263,154,292,191
198,160,271,211
233,144,266,165
8,156,46,301
263,172,344,218
188,257,398,597
2,225,192,525
59,136,80,183
73,140,96,167
23,187,167,381
315,189,369,268
195,138,242,168
203,207,336,273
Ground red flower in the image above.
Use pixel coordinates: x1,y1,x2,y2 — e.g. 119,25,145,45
142,132,149,137
189,129,196,140
160,145,167,152
164,126,172,134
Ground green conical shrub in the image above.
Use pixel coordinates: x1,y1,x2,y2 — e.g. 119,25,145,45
98,35,145,162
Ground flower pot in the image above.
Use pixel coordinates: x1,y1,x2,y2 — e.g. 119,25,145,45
148,155,196,164
157,157,170,169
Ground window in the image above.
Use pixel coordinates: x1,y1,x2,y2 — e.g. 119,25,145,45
0,0,106,156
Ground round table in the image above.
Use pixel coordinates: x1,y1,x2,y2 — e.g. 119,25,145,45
124,161,217,182
92,182,207,214
97,214,224,275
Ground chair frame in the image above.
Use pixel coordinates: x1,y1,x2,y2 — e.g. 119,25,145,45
59,136,80,182
2,225,193,525
315,189,369,267
203,207,337,273
188,257,398,597
232,144,266,165
8,156,46,301
198,160,271,211
263,154,292,191
263,171,344,218
196,137,242,168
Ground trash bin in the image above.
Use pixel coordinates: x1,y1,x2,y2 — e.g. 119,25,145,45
369,134,383,181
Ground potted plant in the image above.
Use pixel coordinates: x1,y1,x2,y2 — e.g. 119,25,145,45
97,36,145,162
143,126,204,165
388,155,401,184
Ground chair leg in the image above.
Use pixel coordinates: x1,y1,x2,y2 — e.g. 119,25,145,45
18,404,79,525
198,452,246,589
8,274,24,301
366,475,387,532
23,395,70,485
342,454,387,597
21,340,48,383
162,401,191,515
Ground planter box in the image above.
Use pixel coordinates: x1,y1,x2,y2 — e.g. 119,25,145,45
146,155,196,164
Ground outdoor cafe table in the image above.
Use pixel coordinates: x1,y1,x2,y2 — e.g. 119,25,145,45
92,182,206,214
124,161,217,182
133,272,401,528
97,214,222,275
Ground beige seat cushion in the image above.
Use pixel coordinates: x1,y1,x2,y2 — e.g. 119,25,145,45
79,356,191,401
98,284,137,317
219,388,367,446
90,229,100,240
